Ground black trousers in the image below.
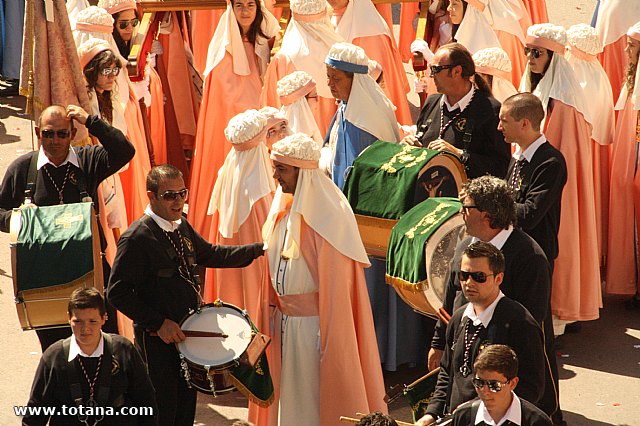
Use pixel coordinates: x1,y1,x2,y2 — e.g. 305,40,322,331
135,329,197,426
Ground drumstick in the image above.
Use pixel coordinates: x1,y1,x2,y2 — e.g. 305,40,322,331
182,330,228,338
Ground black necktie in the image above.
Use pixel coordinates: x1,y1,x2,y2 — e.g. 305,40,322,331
509,158,526,193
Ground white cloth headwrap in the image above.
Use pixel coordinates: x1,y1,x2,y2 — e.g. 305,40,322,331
335,0,393,43
485,0,526,43
204,0,279,77
208,111,276,237
281,99,323,146
455,0,502,54
473,47,517,103
278,9,343,99
263,134,370,265
326,42,400,143
519,29,593,131
566,24,615,144
595,0,640,47
66,0,91,31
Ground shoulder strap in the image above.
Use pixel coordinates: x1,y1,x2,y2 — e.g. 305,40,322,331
95,334,113,407
141,215,179,261
416,95,443,143
25,151,39,202
73,147,91,201
62,338,84,408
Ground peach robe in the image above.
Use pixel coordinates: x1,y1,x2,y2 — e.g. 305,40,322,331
148,67,167,165
191,10,225,76
398,3,419,63
260,54,337,136
204,196,273,334
598,36,628,104
248,219,387,426
522,0,548,24
188,45,263,237
496,31,526,89
545,100,602,321
606,99,640,295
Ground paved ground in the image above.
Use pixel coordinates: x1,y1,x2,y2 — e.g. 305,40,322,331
2,1,640,425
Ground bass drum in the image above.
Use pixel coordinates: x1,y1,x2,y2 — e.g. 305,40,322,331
385,198,465,319
344,141,466,259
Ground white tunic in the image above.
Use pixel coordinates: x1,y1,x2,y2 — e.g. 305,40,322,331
267,213,321,426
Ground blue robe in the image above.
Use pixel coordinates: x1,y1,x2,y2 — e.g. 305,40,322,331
324,101,378,190
1,0,24,79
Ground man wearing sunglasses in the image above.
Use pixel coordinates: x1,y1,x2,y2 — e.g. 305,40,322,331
403,43,510,179
429,175,561,422
0,104,135,351
107,164,266,425
416,241,545,426
449,344,552,425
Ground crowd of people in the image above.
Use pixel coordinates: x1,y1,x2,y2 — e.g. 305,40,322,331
2,0,640,425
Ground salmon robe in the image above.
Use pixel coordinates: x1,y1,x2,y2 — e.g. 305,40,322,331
188,45,263,236
249,218,387,426
598,36,628,103
606,99,640,295
204,196,273,334
260,55,337,136
545,100,602,321
522,0,548,24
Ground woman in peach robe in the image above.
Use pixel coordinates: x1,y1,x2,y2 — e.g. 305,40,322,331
521,24,601,322
188,0,278,237
606,26,640,301
488,0,529,88
203,110,275,338
331,0,413,126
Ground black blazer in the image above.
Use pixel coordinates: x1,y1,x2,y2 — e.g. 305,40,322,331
451,397,553,425
506,141,567,262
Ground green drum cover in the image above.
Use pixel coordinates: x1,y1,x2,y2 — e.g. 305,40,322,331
16,203,94,291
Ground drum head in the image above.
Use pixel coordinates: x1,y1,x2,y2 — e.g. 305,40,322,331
426,214,466,304
177,304,252,368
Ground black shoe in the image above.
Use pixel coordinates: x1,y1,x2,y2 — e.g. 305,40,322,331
0,81,19,97
564,322,582,333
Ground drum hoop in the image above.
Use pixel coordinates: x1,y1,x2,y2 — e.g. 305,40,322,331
416,151,467,185
425,213,465,303
177,301,253,370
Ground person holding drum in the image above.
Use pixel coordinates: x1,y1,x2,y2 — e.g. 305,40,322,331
106,164,265,426
402,43,510,179
416,241,545,425
256,133,386,426
23,287,157,425
0,104,135,351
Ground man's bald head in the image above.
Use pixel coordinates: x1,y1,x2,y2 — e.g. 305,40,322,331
38,105,72,129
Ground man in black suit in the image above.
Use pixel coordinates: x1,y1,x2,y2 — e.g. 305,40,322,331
498,93,567,272
402,43,510,178
416,242,545,425
427,175,561,421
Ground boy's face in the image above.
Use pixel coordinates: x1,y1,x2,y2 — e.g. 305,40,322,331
68,308,106,349
473,369,518,412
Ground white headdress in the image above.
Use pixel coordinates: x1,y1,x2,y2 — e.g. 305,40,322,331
472,47,517,103
263,133,369,264
209,109,276,237
325,42,400,143
454,0,502,54
277,71,323,145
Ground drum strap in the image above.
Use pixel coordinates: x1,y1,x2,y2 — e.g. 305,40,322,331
24,149,91,202
62,334,114,409
141,215,198,276
416,96,442,143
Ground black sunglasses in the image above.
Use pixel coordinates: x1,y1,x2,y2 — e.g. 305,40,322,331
430,64,457,75
100,67,121,77
118,18,140,30
472,377,510,392
458,270,496,283
461,204,480,212
524,47,543,59
41,129,71,139
158,188,188,201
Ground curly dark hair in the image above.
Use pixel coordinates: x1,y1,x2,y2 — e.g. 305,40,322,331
83,50,122,125
355,412,398,426
462,175,516,229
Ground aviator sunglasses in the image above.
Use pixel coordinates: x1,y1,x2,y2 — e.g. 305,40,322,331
458,270,496,283
524,47,544,58
100,67,121,77
158,188,189,201
118,18,140,30
472,377,511,393
41,129,71,139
